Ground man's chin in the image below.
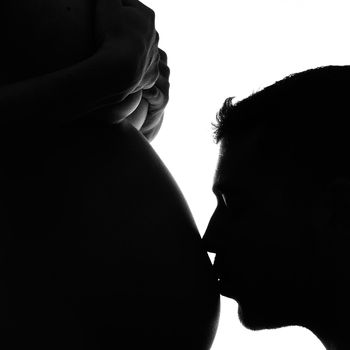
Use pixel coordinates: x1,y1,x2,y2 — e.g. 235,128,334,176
218,282,286,331
237,300,291,332
218,279,295,331
219,280,262,330
218,280,236,299
237,303,269,331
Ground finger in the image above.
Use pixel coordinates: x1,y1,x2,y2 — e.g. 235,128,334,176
122,0,155,15
153,49,161,68
123,0,155,29
142,111,163,133
154,31,160,47
143,114,164,142
141,55,160,90
143,58,170,96
159,58,170,80
158,48,168,65
142,85,162,103
143,84,169,111
146,36,160,66
154,77,170,104
144,69,170,102
126,98,149,130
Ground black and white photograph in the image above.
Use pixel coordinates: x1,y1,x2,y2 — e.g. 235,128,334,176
1,1,349,349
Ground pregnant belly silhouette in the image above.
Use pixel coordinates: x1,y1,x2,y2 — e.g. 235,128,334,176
0,122,219,349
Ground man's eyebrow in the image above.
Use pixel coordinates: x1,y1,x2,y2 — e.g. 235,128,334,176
212,182,224,195
212,182,247,198
212,181,233,195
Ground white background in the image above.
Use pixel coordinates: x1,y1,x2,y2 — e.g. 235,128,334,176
145,1,350,349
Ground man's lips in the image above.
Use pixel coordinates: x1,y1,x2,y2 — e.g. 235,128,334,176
212,254,224,277
217,278,237,299
212,256,240,299
213,260,228,288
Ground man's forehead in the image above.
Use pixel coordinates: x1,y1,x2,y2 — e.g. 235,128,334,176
213,149,246,195
213,128,294,195
214,144,231,186
214,130,262,182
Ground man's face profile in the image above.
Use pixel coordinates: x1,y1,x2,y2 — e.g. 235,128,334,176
203,127,328,331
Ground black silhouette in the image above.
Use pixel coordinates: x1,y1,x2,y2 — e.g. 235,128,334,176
0,1,219,349
203,65,350,350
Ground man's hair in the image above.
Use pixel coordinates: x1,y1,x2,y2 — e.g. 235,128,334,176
213,65,350,187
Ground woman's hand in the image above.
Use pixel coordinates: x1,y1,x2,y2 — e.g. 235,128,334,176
123,48,170,142
95,0,160,95
126,98,149,130
140,48,170,141
88,41,169,142
0,0,162,126
72,0,162,126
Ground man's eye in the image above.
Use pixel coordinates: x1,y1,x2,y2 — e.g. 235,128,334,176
220,193,247,212
221,194,229,207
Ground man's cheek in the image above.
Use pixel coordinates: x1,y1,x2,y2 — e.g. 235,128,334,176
221,217,291,278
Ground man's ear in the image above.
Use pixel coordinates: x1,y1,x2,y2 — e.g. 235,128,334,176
327,177,350,229
324,178,350,285
312,177,350,232
311,178,350,280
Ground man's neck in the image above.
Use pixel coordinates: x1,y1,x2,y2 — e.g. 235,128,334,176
307,317,348,350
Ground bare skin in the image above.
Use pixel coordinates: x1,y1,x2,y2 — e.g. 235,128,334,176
0,0,169,140
0,1,219,349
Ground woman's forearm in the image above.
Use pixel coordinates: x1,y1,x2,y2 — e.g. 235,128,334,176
0,49,140,126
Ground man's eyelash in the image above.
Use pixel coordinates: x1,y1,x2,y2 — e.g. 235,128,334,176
222,194,228,207
220,194,248,211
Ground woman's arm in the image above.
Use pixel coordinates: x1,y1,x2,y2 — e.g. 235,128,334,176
140,49,170,141
0,50,141,125
0,0,159,126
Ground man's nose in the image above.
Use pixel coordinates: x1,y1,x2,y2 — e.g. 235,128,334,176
202,209,221,253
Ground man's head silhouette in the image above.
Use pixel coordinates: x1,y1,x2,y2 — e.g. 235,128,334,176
203,65,350,350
